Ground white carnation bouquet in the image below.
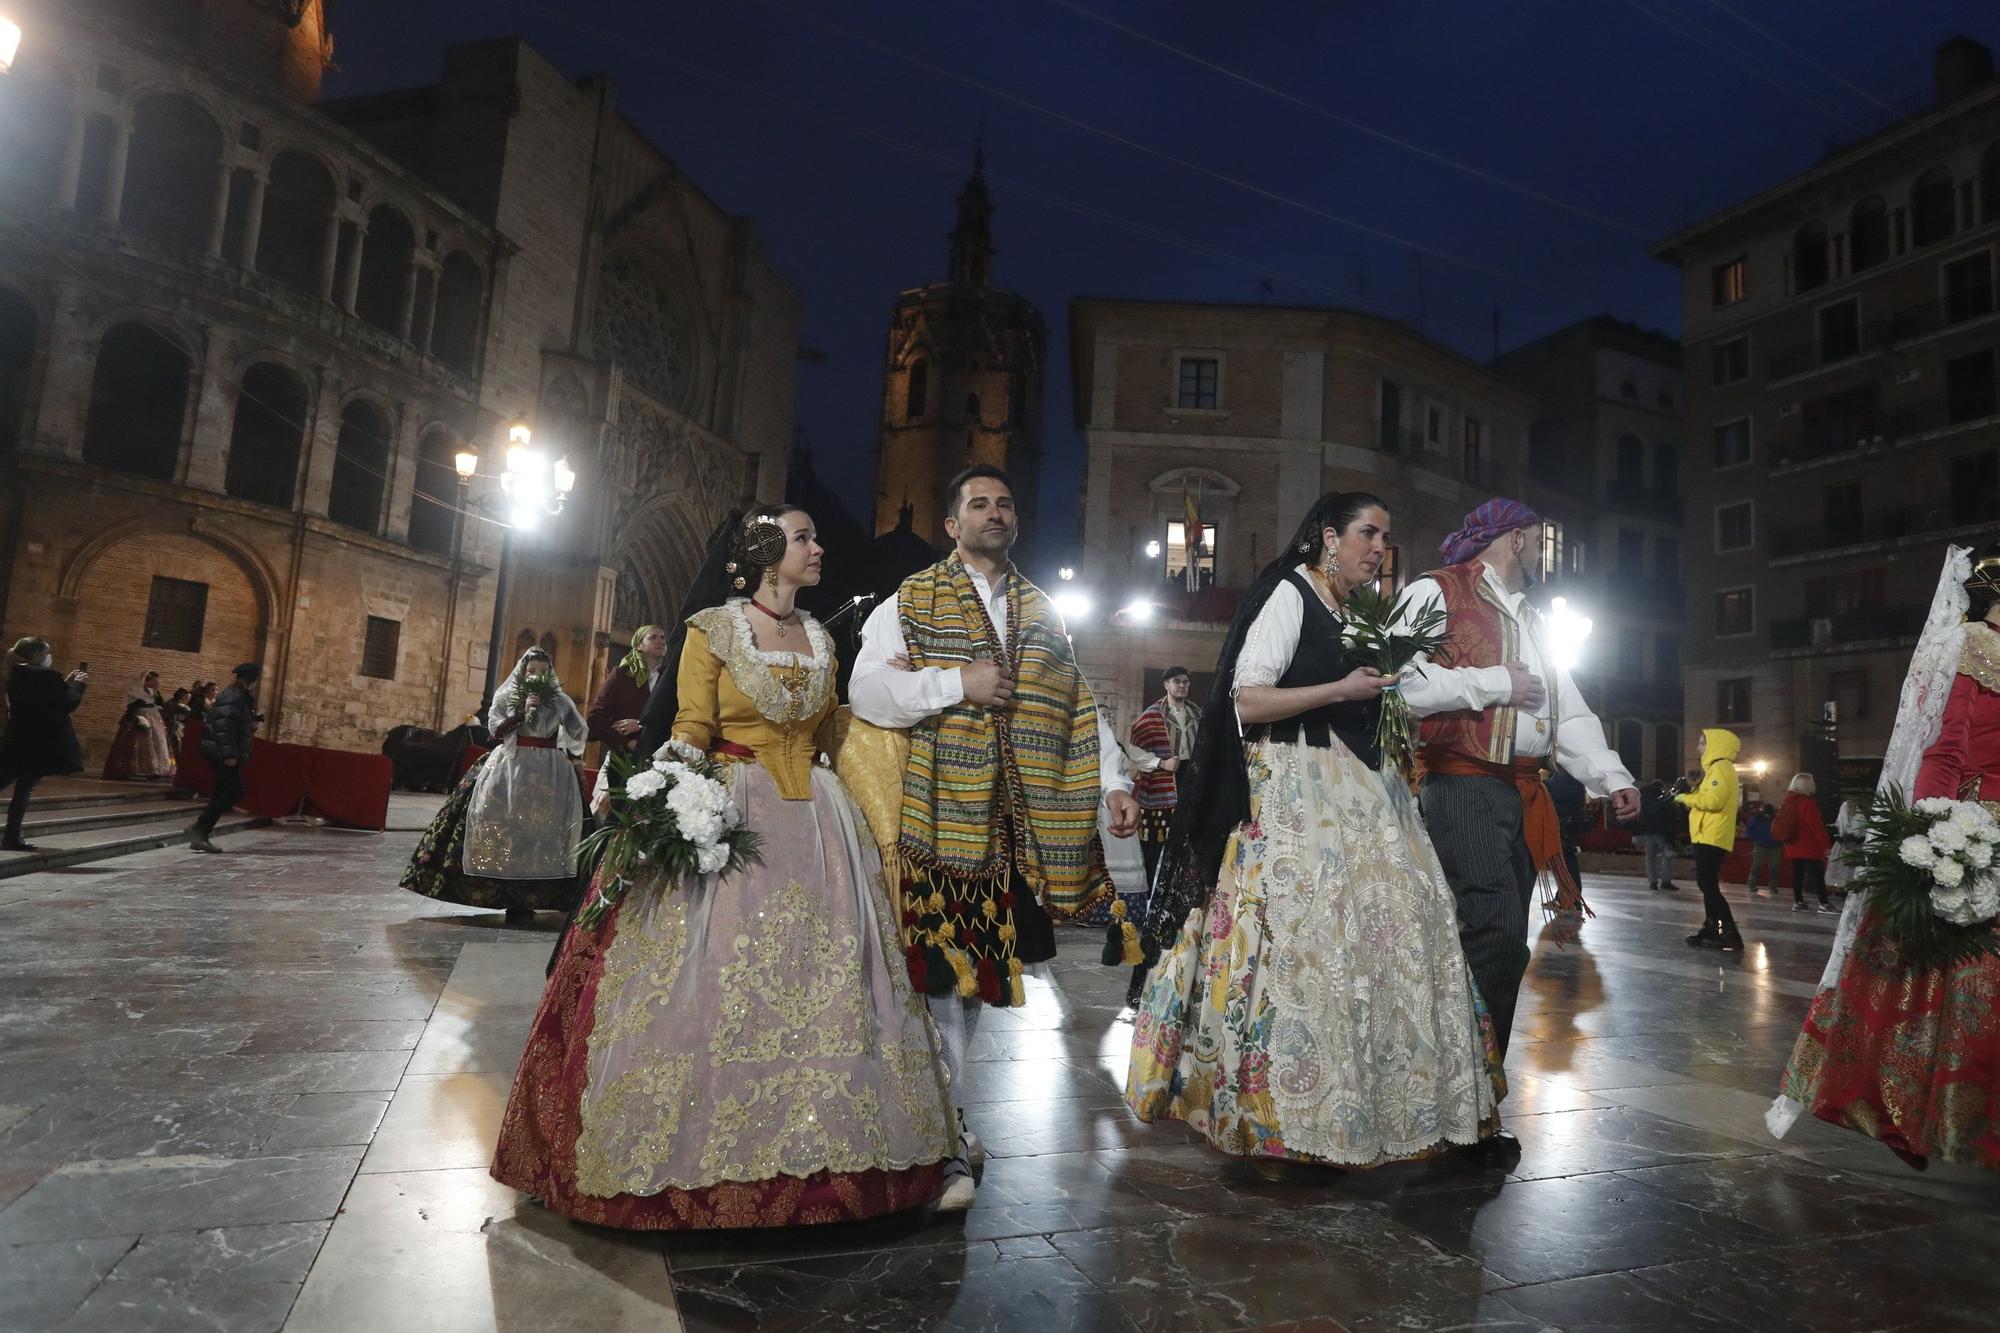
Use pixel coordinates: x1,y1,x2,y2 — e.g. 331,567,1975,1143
573,738,760,929
1851,788,2000,966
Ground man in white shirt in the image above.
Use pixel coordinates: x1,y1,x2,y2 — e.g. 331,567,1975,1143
1397,499,1638,1157
851,464,1138,1204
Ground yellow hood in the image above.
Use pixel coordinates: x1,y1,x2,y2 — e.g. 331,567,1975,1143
1701,728,1741,766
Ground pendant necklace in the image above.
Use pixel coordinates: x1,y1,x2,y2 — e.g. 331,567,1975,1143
749,599,796,642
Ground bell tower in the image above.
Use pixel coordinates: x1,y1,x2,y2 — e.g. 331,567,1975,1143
875,145,1046,549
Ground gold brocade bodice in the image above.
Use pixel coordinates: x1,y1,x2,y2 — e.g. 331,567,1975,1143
669,602,837,800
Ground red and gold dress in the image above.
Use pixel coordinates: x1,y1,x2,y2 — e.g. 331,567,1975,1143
491,602,955,1227
1777,620,2000,1168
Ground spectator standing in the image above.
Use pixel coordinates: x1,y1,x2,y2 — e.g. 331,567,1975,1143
161,687,193,758
585,624,665,762
1,637,87,852
1676,728,1744,951
1775,773,1833,912
1744,803,1783,898
187,664,261,853
1629,781,1680,892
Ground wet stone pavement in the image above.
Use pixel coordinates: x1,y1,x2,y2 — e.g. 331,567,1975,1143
2,799,1998,1331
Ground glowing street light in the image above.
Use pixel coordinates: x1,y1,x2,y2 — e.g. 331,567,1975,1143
1058,566,1075,581
1052,590,1093,623
0,17,22,76
1144,540,1161,559
1119,599,1155,624
1546,596,1594,673
481,419,578,697
453,448,479,481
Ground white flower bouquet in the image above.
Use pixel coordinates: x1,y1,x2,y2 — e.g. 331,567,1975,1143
573,738,760,929
1854,788,2000,966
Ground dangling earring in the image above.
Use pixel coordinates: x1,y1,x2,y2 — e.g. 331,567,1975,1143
763,564,780,593
1319,545,1339,580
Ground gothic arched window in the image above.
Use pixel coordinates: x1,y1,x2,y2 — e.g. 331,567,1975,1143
224,362,309,508
593,251,693,409
83,322,189,480
905,360,928,420
122,94,224,253
329,400,391,533
1912,167,1956,248
1850,195,1889,272
356,204,416,337
258,150,336,296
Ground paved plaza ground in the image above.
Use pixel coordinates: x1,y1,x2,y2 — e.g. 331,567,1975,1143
3,794,1999,1331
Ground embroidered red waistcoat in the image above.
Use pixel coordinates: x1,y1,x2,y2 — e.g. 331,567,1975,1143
1416,560,1524,767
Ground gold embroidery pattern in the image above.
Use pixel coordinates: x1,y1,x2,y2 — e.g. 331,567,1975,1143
688,601,833,725
575,1053,696,1197
574,891,693,1196
1960,622,2000,695
698,1067,889,1181
708,879,869,1065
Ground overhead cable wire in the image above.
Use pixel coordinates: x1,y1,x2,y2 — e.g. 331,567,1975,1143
1700,0,1894,109
1044,0,1656,241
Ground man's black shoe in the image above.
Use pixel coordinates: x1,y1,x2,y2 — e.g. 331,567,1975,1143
1686,930,1719,947
1718,933,1745,952
1,839,37,852
1459,1129,1521,1167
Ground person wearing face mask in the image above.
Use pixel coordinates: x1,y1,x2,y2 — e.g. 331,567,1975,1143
1128,492,1503,1175
1,637,88,852
846,463,1140,1203
1395,498,1640,1164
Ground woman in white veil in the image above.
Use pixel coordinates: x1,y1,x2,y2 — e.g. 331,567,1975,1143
1768,543,2000,1168
402,647,586,922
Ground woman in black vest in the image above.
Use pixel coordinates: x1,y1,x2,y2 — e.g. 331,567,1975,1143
1125,493,1504,1176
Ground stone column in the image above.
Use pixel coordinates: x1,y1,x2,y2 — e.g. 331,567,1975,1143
340,224,366,313
396,259,419,341
204,163,233,257
239,171,268,270
55,107,90,212
413,266,438,353
99,115,133,221
183,333,236,494
316,214,342,301
299,374,341,518
383,403,421,543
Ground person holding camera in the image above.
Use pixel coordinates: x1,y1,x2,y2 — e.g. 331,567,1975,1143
1,637,88,852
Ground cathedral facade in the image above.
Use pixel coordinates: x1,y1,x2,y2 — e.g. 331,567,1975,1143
0,0,798,761
874,151,1045,548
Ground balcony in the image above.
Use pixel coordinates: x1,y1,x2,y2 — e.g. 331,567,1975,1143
1763,318,1891,383
1770,606,1924,650
1601,573,1685,608
1770,394,1997,470
1889,277,2000,344
1768,507,1913,558
1602,480,1683,519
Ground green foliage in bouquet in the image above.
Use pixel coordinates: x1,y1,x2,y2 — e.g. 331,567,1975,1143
508,669,562,718
1337,582,1450,777
1849,787,2000,971
573,749,761,930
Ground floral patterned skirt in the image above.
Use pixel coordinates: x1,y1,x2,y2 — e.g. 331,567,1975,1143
1778,904,2000,1169
399,754,578,911
1127,738,1503,1167
491,763,955,1228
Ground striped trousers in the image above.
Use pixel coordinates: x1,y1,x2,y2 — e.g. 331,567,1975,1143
1418,773,1536,1057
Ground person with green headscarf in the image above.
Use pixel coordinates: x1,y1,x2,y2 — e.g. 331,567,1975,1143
586,624,666,760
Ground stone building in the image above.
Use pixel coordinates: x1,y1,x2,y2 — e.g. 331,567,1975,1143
1498,316,1689,782
0,0,798,763
874,149,1045,548
1067,298,1543,730
1651,35,2000,789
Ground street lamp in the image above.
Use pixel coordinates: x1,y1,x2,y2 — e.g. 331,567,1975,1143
1058,566,1075,581
0,17,22,75
481,420,576,698
1546,596,1595,674
1144,540,1161,559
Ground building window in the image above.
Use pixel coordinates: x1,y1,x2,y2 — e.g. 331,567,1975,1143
964,392,980,423
329,401,391,534
905,360,928,420
360,616,401,680
1951,451,2000,526
1712,336,1750,386
1717,676,1753,723
1656,723,1682,781
1566,538,1586,578
1805,568,1886,618
1715,587,1754,637
1176,356,1219,409
1912,166,1956,248
1656,534,1681,575
1538,521,1564,582
1614,719,1644,775
1713,417,1751,468
1617,627,1645,678
1657,633,1682,685
1818,299,1861,363
1164,519,1217,589
1425,404,1443,445
1850,194,1890,272
1946,348,1997,424
1943,251,1995,325
1617,527,1646,573
1462,416,1483,481
1793,221,1830,293
1375,544,1401,596
224,362,309,510
1657,389,1675,411
1378,378,1403,451
1831,669,1869,721
83,323,191,482
1822,481,1864,542
141,576,208,653
1715,500,1754,552
1711,256,1747,306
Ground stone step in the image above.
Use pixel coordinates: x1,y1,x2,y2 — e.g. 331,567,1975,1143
28,785,191,813
0,811,268,879
21,799,206,839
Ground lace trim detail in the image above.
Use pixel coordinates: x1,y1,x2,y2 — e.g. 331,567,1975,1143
1959,621,2000,694
688,601,833,725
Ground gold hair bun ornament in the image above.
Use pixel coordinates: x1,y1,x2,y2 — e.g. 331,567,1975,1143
740,515,789,569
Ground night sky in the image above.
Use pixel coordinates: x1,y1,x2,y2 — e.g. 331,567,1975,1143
326,0,1991,560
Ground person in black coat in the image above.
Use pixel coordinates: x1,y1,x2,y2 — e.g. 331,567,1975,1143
2,636,88,851
188,663,261,853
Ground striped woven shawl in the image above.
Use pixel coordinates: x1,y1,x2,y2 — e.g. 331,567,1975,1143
897,555,1111,919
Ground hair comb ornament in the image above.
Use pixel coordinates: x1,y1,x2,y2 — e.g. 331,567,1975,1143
740,515,789,569
1971,554,2000,597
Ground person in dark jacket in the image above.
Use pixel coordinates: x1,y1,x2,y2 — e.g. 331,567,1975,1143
1,636,88,851
187,663,261,853
1629,781,1680,892
585,624,664,763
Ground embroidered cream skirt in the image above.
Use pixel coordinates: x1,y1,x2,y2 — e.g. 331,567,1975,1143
492,762,956,1228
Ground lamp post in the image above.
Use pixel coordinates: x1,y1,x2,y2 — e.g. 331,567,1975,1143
428,447,482,729
478,420,575,700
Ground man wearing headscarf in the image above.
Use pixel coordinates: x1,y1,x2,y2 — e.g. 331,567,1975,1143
1395,499,1639,1156
586,625,666,763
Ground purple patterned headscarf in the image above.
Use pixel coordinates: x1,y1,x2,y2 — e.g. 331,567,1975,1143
1439,498,1542,566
